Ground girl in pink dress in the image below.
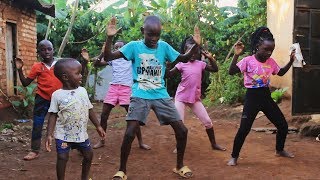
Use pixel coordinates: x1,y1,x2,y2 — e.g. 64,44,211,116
168,36,226,151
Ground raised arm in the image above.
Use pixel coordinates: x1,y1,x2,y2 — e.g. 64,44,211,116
202,50,218,72
176,44,199,63
167,66,180,77
15,58,33,86
104,17,124,61
229,42,244,75
177,25,201,63
277,50,295,76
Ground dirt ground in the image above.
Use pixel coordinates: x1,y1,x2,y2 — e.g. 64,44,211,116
0,99,319,180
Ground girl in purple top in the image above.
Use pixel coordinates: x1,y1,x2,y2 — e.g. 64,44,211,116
168,36,226,152
227,27,295,166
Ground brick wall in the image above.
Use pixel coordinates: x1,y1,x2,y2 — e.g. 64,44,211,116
0,0,37,108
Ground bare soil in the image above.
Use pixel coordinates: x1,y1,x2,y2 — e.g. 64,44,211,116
0,99,319,180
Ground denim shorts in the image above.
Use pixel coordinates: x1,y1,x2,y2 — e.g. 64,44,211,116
55,139,91,154
126,97,181,125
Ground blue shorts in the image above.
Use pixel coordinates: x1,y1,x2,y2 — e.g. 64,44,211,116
55,139,91,154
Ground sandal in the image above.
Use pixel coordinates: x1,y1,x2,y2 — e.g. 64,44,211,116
113,171,127,180
173,166,193,178
23,152,39,161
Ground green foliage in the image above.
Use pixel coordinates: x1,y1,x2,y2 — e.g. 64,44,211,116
271,87,288,103
35,0,267,105
0,123,14,131
11,84,37,118
204,59,246,105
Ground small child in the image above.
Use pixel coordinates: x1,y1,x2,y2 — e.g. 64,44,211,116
45,58,106,180
168,35,226,152
227,27,295,166
104,16,199,179
15,39,62,160
82,41,150,150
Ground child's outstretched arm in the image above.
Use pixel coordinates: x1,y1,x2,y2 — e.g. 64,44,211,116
229,42,244,75
104,17,124,62
15,58,33,86
89,109,106,139
45,112,58,152
167,66,179,77
202,50,218,72
277,50,295,76
176,44,199,63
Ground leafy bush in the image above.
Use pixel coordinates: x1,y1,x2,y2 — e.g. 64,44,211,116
204,60,246,105
11,84,37,118
271,87,288,103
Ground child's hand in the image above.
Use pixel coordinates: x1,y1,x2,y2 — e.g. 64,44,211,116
234,41,244,55
201,50,215,60
106,17,121,37
96,126,106,139
193,25,201,45
15,57,24,70
45,135,53,152
81,49,90,61
290,49,296,62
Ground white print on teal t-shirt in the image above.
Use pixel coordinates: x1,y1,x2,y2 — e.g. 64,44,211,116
137,53,162,90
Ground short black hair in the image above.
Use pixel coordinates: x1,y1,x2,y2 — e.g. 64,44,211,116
54,58,78,81
38,39,53,49
180,36,195,53
250,26,274,55
143,15,161,27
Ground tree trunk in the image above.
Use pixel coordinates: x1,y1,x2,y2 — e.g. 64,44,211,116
57,0,79,57
44,18,52,40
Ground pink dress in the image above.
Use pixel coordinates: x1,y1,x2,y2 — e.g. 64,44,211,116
175,60,206,103
174,60,213,128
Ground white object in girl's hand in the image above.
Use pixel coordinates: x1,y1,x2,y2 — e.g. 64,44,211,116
290,43,306,67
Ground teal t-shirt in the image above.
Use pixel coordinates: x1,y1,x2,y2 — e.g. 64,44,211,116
119,40,180,99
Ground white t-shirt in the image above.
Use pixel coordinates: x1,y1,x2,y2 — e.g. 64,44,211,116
48,87,93,142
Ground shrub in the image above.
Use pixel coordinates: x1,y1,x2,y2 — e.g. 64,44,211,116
11,83,37,118
204,60,245,105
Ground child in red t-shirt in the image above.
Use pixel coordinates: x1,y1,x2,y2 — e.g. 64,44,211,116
15,39,62,160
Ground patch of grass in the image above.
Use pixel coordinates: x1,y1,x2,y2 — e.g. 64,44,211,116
110,121,126,129
0,123,14,131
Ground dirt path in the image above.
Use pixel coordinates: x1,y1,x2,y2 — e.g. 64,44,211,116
0,100,319,179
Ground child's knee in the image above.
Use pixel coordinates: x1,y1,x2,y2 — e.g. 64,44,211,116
124,129,136,142
204,121,213,129
176,126,188,138
57,153,69,162
82,150,93,161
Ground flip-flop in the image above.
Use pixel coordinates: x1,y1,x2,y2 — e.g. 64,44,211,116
173,166,193,178
23,152,39,161
113,171,127,180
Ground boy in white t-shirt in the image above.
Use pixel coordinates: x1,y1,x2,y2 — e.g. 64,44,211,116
45,58,106,180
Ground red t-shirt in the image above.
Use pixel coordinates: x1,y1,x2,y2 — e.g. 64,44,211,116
27,62,62,100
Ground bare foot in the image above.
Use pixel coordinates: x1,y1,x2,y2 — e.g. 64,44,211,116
23,152,39,161
227,157,238,166
139,143,151,150
212,144,227,151
276,150,294,158
93,140,105,149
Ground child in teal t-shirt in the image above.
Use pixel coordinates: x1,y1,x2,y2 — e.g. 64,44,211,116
104,16,200,179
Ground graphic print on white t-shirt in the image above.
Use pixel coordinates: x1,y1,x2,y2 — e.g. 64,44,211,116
137,53,162,90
